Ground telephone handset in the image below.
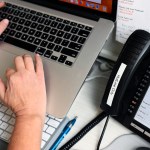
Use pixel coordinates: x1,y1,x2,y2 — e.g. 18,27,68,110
100,30,150,142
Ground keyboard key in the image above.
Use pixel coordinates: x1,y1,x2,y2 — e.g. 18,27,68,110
54,37,62,44
78,29,90,37
2,115,11,122
71,35,79,42
61,47,78,58
27,36,35,43
42,132,50,141
43,26,51,33
70,22,77,26
50,28,57,35
0,122,9,130
8,30,16,36
34,38,41,45
77,24,85,29
0,112,4,119
54,45,62,52
28,29,36,35
44,19,51,25
38,17,45,24
31,22,38,28
78,37,86,44
65,61,73,66
47,43,55,50
48,35,55,42
50,21,58,28
47,119,60,128
15,32,22,38
0,106,7,112
61,40,69,47
22,27,29,33
57,23,65,30
36,47,46,55
44,50,53,58
46,126,55,135
8,118,15,125
35,31,42,37
68,42,82,51
64,33,71,39
4,36,37,53
85,26,92,31
5,109,13,116
40,41,48,47
43,124,48,131
1,131,11,141
58,55,67,63
71,27,79,34
51,56,58,61
6,125,14,133
41,140,46,149
64,25,72,32
16,25,23,31
0,129,3,135
63,20,70,24
21,34,29,40
41,33,49,40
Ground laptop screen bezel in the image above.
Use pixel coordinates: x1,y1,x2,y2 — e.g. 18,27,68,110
22,0,118,21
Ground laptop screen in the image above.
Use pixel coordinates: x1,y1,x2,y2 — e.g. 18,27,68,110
59,0,113,14
23,0,117,21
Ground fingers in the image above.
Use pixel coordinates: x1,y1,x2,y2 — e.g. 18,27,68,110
0,78,6,100
0,2,5,8
23,55,35,71
15,56,25,71
35,54,44,77
0,19,9,35
6,68,15,79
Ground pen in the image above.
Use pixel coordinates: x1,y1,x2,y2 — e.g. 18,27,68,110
49,116,77,150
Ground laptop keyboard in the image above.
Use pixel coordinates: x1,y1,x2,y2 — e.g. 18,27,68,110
0,102,63,149
0,2,93,66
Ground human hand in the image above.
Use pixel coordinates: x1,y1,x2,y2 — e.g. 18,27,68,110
0,54,46,122
0,2,9,34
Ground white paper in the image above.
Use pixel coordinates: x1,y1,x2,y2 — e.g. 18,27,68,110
116,0,150,44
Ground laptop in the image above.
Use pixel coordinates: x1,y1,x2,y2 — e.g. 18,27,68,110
0,0,117,118
0,0,117,149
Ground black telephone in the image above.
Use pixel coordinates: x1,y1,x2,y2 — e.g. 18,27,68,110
100,30,150,142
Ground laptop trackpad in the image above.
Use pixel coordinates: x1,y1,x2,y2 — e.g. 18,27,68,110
0,49,16,83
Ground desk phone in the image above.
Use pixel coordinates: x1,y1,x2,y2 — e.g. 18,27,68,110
101,30,150,142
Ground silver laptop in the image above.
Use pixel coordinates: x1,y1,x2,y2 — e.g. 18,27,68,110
0,0,117,118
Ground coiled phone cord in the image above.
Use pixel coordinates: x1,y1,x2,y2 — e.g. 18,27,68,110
59,111,108,150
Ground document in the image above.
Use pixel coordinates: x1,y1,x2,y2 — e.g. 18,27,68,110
116,0,150,44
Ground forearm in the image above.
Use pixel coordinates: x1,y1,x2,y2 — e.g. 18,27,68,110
8,116,44,150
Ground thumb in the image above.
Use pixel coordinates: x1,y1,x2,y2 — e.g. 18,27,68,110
0,78,6,100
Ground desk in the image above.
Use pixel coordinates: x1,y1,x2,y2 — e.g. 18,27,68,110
60,58,150,150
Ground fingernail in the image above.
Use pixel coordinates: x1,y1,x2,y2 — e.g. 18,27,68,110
3,19,9,24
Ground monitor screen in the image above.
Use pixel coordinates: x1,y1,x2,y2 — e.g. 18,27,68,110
59,0,113,14
134,86,150,129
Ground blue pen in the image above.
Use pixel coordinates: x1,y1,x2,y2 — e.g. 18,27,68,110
50,116,77,150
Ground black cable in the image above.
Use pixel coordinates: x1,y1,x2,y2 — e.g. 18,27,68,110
97,115,110,150
59,111,108,150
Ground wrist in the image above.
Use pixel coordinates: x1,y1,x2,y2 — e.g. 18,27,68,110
15,114,45,126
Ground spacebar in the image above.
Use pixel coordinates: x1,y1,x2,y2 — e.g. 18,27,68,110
4,36,37,53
